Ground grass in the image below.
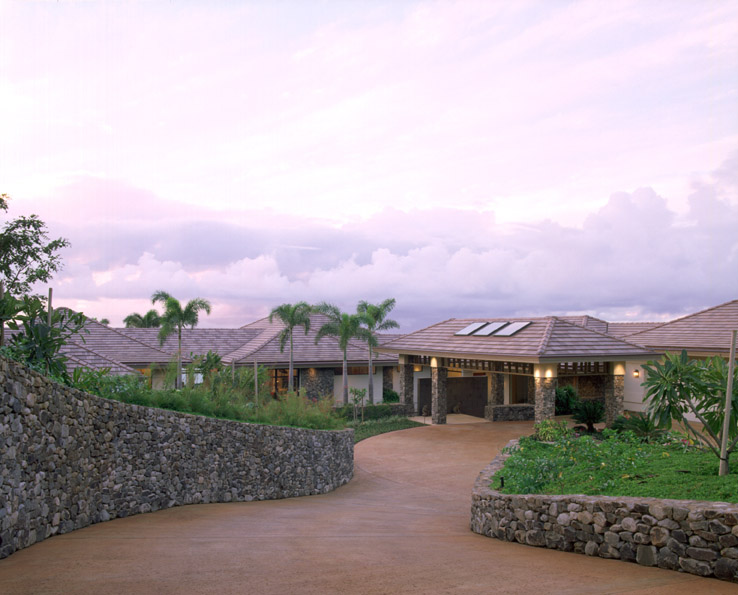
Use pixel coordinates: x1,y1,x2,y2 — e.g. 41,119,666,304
493,429,738,503
347,416,425,443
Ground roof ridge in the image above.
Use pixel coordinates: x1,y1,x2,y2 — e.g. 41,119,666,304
554,316,658,353
74,316,174,357
536,317,556,355
627,299,738,338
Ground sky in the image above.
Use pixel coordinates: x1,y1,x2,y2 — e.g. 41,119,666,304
1,0,737,331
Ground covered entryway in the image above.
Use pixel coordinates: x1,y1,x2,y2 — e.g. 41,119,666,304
418,376,487,418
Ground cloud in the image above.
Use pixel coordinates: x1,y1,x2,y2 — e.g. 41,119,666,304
35,154,737,332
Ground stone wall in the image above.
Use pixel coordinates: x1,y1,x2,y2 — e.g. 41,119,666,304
301,367,335,400
0,356,354,560
470,440,738,583
484,404,534,422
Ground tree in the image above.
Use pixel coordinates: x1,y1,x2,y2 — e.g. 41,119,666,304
642,350,738,474
269,302,312,393
0,194,70,298
357,298,399,404
314,302,371,405
151,290,211,389
124,309,161,328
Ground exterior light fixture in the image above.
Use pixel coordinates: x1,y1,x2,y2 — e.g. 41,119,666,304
633,369,640,378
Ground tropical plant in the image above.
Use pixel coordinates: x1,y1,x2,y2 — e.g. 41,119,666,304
610,412,668,443
151,290,211,389
349,386,367,422
533,419,573,441
571,399,605,433
123,309,161,328
0,287,23,347
313,302,371,405
382,388,400,403
357,298,399,404
555,385,579,415
0,194,70,298
269,302,312,393
4,296,87,380
642,350,738,473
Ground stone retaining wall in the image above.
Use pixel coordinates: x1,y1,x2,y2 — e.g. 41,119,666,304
0,356,354,560
484,404,534,422
471,440,738,583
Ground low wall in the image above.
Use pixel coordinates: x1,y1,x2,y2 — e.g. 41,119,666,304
0,356,354,560
471,440,738,583
484,404,534,421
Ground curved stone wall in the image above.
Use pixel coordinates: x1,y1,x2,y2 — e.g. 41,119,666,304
0,357,353,560
471,440,738,583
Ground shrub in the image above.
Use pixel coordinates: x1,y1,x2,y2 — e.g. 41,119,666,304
533,419,573,441
572,399,604,433
336,403,396,420
382,388,400,403
611,412,668,443
555,385,579,415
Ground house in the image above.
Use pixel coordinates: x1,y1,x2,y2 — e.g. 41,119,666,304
55,312,401,402
376,299,738,425
375,316,657,425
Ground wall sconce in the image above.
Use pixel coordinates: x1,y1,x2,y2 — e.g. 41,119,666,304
633,369,640,378
413,365,423,373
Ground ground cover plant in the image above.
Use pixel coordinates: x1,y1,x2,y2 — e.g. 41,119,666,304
348,416,424,443
493,424,738,503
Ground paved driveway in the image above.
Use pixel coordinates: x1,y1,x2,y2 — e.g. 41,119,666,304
0,420,733,594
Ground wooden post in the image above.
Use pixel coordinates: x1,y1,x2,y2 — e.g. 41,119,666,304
0,281,4,347
47,287,53,327
254,360,259,407
719,330,737,476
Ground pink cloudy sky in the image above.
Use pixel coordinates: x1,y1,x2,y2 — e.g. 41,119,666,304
1,0,737,331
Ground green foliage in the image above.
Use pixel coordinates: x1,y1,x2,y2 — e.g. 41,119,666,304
495,430,738,502
349,386,367,422
124,309,161,328
5,296,87,380
610,412,668,442
382,388,400,403
347,416,424,443
555,385,579,415
248,391,344,430
313,302,372,404
269,301,312,393
356,298,399,404
642,350,738,464
533,419,573,441
0,194,70,298
571,399,604,433
335,403,398,421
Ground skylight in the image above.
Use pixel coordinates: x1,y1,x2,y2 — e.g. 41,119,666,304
454,322,488,336
473,321,508,336
493,321,531,336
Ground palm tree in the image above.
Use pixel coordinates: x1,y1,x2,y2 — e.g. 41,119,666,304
152,290,211,389
269,302,312,393
357,298,399,404
124,309,161,328
314,302,371,405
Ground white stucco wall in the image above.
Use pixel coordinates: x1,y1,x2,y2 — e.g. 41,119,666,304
623,361,649,413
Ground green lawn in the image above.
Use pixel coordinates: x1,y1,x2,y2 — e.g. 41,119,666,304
348,416,425,443
493,430,738,503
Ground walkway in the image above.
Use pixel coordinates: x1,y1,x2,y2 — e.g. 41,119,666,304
0,420,733,594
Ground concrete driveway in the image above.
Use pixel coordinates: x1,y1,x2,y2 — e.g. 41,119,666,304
0,419,733,594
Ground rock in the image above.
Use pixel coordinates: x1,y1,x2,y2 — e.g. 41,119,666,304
714,558,738,581
636,545,657,566
679,557,713,577
657,547,679,570
621,517,637,532
650,526,670,547
585,541,599,556
686,547,717,561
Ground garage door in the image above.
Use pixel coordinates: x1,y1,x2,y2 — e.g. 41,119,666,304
418,376,487,418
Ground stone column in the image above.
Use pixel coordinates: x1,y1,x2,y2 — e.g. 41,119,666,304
604,365,625,426
382,367,393,393
431,365,448,425
533,375,557,425
302,368,335,401
399,362,415,414
489,373,504,406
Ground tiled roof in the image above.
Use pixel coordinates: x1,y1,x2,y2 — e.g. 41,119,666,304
378,316,656,361
558,315,610,335
120,328,262,359
235,313,399,366
68,319,175,366
626,299,738,352
60,341,140,376
606,322,662,339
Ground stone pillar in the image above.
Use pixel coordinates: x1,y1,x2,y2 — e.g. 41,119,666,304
399,362,415,414
431,364,448,425
382,367,393,393
488,373,504,406
302,368,335,401
527,377,535,405
605,365,625,426
533,378,556,424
